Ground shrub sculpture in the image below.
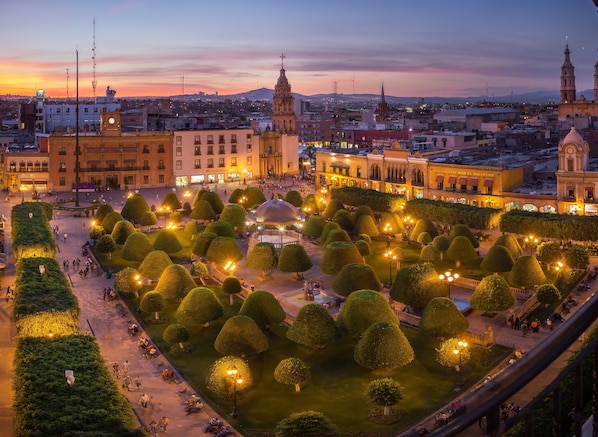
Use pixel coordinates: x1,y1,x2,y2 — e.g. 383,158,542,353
480,245,515,274
228,188,244,204
199,191,224,214
320,241,363,276
140,291,165,320
275,411,340,437
95,234,116,259
352,205,374,226
436,337,471,369
163,323,190,351
154,264,196,301
285,190,303,207
121,193,150,222
324,228,352,246
449,224,480,248
205,221,236,238
205,356,252,401
319,221,340,243
420,244,440,261
214,315,269,356
331,209,353,232
242,186,267,207
508,255,546,289
321,198,343,219
192,232,217,257
113,267,141,299
89,225,106,240
176,287,224,328
445,235,479,266
190,260,209,282
536,283,562,305
365,378,404,417
101,211,124,234
353,214,379,237
303,215,326,238
205,236,243,264
238,290,286,329
246,242,278,278
332,263,382,296
183,220,202,240
417,231,432,245
278,244,313,279
410,218,438,241
302,193,324,214
94,203,114,223
390,263,446,311
420,297,469,337
378,212,405,236
153,228,182,254
274,357,310,392
354,322,414,370
470,275,516,314
222,276,243,306
138,250,173,280
161,192,182,211
432,235,450,259
120,232,153,261
190,199,217,222
219,204,247,232
286,303,338,349
336,289,399,338
494,234,524,259
140,210,158,230
354,239,371,260
535,242,562,268
565,246,590,270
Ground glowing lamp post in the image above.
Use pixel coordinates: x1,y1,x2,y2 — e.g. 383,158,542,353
227,366,243,418
439,270,459,299
384,249,398,286
453,341,468,391
524,235,539,255
224,261,236,276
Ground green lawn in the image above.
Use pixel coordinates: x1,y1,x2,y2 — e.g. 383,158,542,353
132,287,511,436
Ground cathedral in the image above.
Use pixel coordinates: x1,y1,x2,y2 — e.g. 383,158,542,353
558,42,598,119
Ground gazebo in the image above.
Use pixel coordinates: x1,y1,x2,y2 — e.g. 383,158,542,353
245,199,304,252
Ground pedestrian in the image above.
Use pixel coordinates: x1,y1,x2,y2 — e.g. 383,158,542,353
148,420,158,436
514,316,520,330
112,362,120,379
138,393,149,408
158,416,169,433
122,360,130,375
63,233,68,242
134,375,142,391
123,375,132,391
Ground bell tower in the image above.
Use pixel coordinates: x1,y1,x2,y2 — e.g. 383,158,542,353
560,40,576,104
271,53,296,134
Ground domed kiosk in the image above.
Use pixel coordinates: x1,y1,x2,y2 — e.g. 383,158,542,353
245,198,304,252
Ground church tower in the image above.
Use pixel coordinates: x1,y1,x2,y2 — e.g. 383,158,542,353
594,59,598,102
271,53,296,133
375,84,389,122
560,42,576,104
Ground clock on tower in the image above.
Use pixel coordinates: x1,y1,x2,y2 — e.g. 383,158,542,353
101,111,121,135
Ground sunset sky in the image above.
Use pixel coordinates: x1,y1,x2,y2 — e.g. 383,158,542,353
1,0,597,99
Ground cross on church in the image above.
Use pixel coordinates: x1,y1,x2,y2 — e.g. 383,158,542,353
280,52,286,68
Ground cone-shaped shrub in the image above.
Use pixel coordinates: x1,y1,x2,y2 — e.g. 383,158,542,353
111,220,137,245
242,187,267,207
319,221,340,244
154,264,196,301
449,224,479,248
417,231,432,245
214,315,268,356
494,234,523,259
481,245,514,273
192,232,217,257
121,193,150,222
94,204,114,223
285,190,303,207
536,283,561,305
355,239,371,259
183,221,202,240
163,323,190,351
222,276,243,305
278,244,313,277
140,291,165,320
274,357,310,392
336,289,399,338
378,212,405,235
140,210,158,228
352,205,374,226
238,290,285,329
420,297,469,337
390,263,445,310
445,235,478,264
205,237,243,264
161,192,182,211
228,188,244,204
410,218,438,241
219,204,247,232
275,411,340,437
200,191,224,214
353,214,379,237
176,287,224,328
190,199,217,222
205,221,236,238
138,250,173,279
102,211,123,234
420,244,440,261
303,215,326,238
332,263,382,296
246,242,278,277
287,303,338,348
301,193,323,214
354,322,414,370
205,356,252,401
324,228,352,246
320,241,363,275
332,209,353,232
322,199,345,219
153,228,182,254
121,232,153,261
471,275,517,313
508,255,546,289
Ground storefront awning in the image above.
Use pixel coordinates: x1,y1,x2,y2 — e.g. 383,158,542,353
436,175,444,183
484,179,494,187
413,136,427,141
106,160,118,164
459,177,468,185
448,176,457,184
87,160,100,164
469,178,479,186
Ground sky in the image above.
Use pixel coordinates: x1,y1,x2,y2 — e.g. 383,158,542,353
1,0,597,99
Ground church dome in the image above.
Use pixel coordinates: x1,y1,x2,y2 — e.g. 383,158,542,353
562,127,584,147
246,198,301,225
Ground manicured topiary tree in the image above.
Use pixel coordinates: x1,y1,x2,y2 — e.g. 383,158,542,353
214,315,268,356
274,357,310,392
121,193,150,222
113,267,140,299
378,212,405,236
352,205,374,226
365,378,404,417
161,192,182,211
536,241,562,269
565,246,590,270
536,283,561,305
449,224,479,248
169,211,183,225
120,232,153,261
332,263,382,297
183,220,202,240
219,204,247,232
101,211,124,234
205,237,243,264
205,221,236,238
357,234,371,245
153,228,182,254
420,244,440,261
286,303,338,349
110,220,137,245
200,191,224,214
319,222,340,244
324,228,352,246
354,322,414,371
354,239,371,261
192,189,207,207
285,190,303,207
140,210,158,230
95,234,116,259
278,244,313,279
275,411,340,437
420,297,469,337
192,232,217,258
432,235,450,259
138,250,173,279
445,235,478,266
470,275,516,314
89,225,106,240
332,209,354,232
163,323,190,351
353,214,379,237
320,241,363,275
94,204,114,223
190,260,209,282
303,215,326,238
222,276,243,306
205,356,252,401
154,264,196,301
322,198,344,219
508,255,546,289
390,263,445,311
238,290,285,329
246,242,278,278
480,245,515,274
176,287,224,328
140,291,165,320
436,337,471,369
336,289,399,338
190,200,217,222
410,218,438,241
242,186,267,207
302,194,323,214
494,234,523,259
228,188,243,204
417,231,432,245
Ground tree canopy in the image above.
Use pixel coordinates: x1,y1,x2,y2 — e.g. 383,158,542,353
420,297,469,337
287,303,338,349
508,255,546,289
390,263,446,310
332,263,382,297
336,289,399,338
470,275,516,313
320,241,363,276
480,245,514,274
120,232,153,262
214,315,268,357
238,290,286,329
120,193,150,222
154,264,197,301
354,322,414,370
274,357,310,392
138,250,173,279
275,411,340,437
277,244,313,277
176,287,224,328
246,242,278,278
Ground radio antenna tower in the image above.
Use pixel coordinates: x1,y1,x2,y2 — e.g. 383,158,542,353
92,18,98,103
66,68,70,100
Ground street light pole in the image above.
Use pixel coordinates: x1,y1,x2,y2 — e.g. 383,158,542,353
385,249,397,287
439,270,459,300
453,340,468,391
227,366,242,418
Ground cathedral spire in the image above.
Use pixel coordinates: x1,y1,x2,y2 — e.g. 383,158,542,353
375,83,389,122
560,38,576,104
272,54,295,133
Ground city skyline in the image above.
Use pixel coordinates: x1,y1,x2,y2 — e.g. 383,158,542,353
1,0,597,99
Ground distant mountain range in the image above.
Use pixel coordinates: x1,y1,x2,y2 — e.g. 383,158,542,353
226,87,595,105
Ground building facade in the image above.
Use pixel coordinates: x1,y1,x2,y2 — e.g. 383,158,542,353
558,43,598,119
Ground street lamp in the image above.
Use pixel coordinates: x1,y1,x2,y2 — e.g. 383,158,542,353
227,366,243,418
20,184,26,203
439,270,459,299
524,235,539,255
453,340,468,391
224,261,236,276
384,249,397,286
383,222,393,247
135,274,142,304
